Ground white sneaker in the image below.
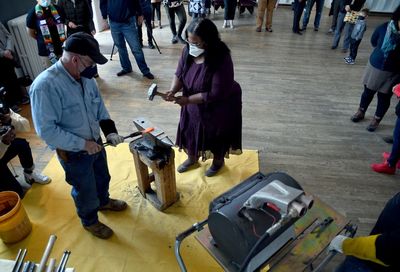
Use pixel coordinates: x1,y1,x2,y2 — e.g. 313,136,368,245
229,20,235,29
17,177,32,190
222,20,228,28
24,172,51,185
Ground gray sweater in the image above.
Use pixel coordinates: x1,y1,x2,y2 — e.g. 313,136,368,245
0,23,14,58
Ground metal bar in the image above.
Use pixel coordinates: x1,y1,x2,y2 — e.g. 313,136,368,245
12,249,23,272
56,251,68,272
151,35,162,54
46,258,56,272
175,219,208,272
15,249,27,272
37,235,57,272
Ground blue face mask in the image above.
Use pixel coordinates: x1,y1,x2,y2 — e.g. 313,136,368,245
40,0,50,7
80,65,97,79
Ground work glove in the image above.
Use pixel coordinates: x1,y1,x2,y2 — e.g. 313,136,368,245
328,235,349,253
106,133,124,147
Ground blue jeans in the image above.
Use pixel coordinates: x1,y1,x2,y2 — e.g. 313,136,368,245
332,12,354,50
336,256,373,272
302,0,324,29
109,17,150,75
59,149,111,226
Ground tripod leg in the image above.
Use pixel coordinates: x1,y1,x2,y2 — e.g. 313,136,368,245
151,35,162,54
110,43,115,60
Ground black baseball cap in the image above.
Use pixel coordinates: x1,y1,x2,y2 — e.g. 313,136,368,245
63,32,108,65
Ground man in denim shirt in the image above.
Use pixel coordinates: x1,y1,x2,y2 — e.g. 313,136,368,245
30,32,126,239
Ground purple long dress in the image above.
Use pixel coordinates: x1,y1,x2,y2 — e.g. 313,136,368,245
175,48,242,160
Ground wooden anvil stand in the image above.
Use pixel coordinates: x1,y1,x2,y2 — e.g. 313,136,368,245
129,140,179,211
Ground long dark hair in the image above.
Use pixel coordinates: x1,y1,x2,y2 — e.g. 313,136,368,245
183,18,231,91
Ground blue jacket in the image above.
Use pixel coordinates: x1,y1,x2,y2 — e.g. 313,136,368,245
351,16,366,41
100,0,142,22
369,22,400,73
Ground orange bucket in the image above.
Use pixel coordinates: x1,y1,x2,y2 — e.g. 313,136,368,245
0,191,32,243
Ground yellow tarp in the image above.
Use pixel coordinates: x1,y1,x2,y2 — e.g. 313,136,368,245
0,144,259,271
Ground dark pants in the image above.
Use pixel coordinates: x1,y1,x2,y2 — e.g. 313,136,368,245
330,0,340,30
58,148,111,226
137,7,153,45
0,138,34,198
292,0,306,32
388,116,400,167
349,38,362,60
0,58,23,107
165,5,187,37
359,86,392,120
152,2,162,21
224,0,237,19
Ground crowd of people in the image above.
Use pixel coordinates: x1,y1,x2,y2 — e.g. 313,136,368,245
0,0,400,270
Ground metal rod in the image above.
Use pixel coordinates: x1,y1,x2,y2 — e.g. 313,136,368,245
46,258,56,272
12,249,22,272
56,251,67,272
15,249,27,272
151,35,162,54
37,235,57,272
60,251,71,272
175,220,208,272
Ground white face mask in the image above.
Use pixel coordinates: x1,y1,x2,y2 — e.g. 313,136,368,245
189,44,204,57
40,0,50,7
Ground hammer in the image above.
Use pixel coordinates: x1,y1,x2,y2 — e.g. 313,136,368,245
148,83,167,101
103,127,155,147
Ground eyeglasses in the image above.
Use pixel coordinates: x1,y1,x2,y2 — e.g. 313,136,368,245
184,39,202,47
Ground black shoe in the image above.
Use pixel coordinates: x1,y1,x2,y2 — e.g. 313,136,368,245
293,30,303,35
171,36,178,44
148,43,155,49
382,135,394,144
117,70,132,77
176,35,186,44
314,27,319,31
331,46,337,50
143,72,154,79
299,27,306,31
205,161,224,177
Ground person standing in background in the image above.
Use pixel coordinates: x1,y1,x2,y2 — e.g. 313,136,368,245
292,0,306,35
302,0,324,31
344,8,369,65
151,0,162,29
163,0,187,44
137,0,155,49
26,0,66,69
58,0,99,77
222,0,236,28
100,0,155,79
256,0,278,32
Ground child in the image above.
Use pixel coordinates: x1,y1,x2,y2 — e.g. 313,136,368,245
344,8,369,65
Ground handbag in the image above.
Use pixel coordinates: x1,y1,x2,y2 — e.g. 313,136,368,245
344,11,358,24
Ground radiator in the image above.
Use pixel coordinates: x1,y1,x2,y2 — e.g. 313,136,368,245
8,14,44,80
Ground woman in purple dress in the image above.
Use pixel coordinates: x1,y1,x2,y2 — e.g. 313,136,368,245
165,18,242,177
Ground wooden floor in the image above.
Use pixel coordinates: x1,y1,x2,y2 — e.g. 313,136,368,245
17,4,397,257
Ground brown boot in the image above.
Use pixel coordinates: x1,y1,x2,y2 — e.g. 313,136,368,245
99,199,127,211
350,109,365,122
84,221,113,239
366,117,380,132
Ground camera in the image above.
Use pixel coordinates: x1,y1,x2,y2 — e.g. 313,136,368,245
0,86,10,116
0,125,11,136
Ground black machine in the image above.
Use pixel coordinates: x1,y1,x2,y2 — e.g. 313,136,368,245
175,172,314,272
